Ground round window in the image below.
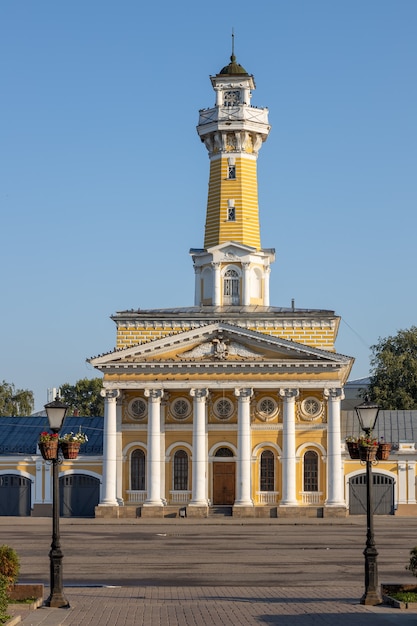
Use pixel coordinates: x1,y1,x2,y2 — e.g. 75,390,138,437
257,396,278,420
171,398,191,420
300,397,323,421
213,398,234,421
128,398,147,420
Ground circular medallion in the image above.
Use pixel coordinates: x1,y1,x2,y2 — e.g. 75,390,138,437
213,398,234,421
128,398,147,420
299,397,323,421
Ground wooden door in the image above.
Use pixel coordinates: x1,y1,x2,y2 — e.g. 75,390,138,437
213,462,235,505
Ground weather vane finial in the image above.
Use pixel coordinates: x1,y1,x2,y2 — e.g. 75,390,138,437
231,28,235,61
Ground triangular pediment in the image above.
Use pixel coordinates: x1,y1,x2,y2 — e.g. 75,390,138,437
190,241,275,264
89,322,351,369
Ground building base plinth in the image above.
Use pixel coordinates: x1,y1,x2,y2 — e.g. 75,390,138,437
187,505,208,518
323,505,348,518
233,505,256,518
395,503,417,516
278,505,323,518
140,505,165,518
95,505,122,518
31,504,52,517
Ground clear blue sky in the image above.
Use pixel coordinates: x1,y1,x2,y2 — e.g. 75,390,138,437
1,1,416,411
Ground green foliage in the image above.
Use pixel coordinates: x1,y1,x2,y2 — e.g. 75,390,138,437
0,546,20,590
390,590,417,603
0,575,10,624
406,546,417,578
368,326,417,409
59,378,104,416
0,381,34,416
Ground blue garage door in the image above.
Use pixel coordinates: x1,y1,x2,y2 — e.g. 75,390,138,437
60,474,100,518
0,475,31,516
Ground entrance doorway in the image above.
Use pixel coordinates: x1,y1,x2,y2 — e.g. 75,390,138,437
213,463,235,505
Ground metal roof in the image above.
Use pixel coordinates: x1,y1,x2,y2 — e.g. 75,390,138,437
341,410,417,445
0,416,103,455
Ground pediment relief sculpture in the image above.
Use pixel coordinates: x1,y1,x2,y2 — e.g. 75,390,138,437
178,335,262,361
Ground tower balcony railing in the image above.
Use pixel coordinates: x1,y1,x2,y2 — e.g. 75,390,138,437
198,106,269,126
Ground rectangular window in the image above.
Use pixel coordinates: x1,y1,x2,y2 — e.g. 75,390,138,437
227,207,236,221
228,165,236,179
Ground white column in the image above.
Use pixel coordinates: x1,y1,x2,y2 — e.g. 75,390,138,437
144,389,164,506
44,463,52,503
242,262,250,306
263,265,271,306
398,462,407,504
407,461,416,504
280,389,299,505
194,266,202,306
324,388,345,506
99,388,120,506
116,400,124,505
234,387,253,506
407,462,416,504
34,459,43,504
190,388,209,505
160,397,167,504
212,262,221,306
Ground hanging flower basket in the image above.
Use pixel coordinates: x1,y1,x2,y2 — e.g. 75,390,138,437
377,442,392,461
359,444,378,462
39,441,59,460
347,441,360,459
60,441,81,459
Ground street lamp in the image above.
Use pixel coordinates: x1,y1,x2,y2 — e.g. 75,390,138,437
355,396,382,606
44,396,70,609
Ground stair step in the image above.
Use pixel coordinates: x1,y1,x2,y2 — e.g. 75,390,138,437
209,506,233,517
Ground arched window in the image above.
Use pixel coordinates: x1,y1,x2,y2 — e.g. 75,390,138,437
304,451,318,492
131,449,145,491
260,450,274,491
215,447,234,457
173,450,188,490
223,268,240,305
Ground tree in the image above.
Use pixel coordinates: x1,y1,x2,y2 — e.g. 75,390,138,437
59,378,104,416
0,381,34,416
369,326,417,409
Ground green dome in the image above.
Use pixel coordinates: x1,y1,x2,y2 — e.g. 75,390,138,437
218,54,248,76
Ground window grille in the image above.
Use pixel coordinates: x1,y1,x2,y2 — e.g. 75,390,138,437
174,450,188,490
131,449,146,491
304,451,318,492
260,450,274,491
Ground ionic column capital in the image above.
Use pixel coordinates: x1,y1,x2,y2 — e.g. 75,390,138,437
279,388,299,400
144,389,164,401
190,388,209,401
235,387,253,400
324,388,345,401
100,389,120,401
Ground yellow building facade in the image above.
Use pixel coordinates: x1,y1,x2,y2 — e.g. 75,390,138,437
89,51,357,519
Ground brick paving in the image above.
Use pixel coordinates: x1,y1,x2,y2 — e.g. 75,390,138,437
2,516,416,625
16,584,417,625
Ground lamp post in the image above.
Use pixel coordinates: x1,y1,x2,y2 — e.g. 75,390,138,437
44,397,70,608
355,396,382,606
